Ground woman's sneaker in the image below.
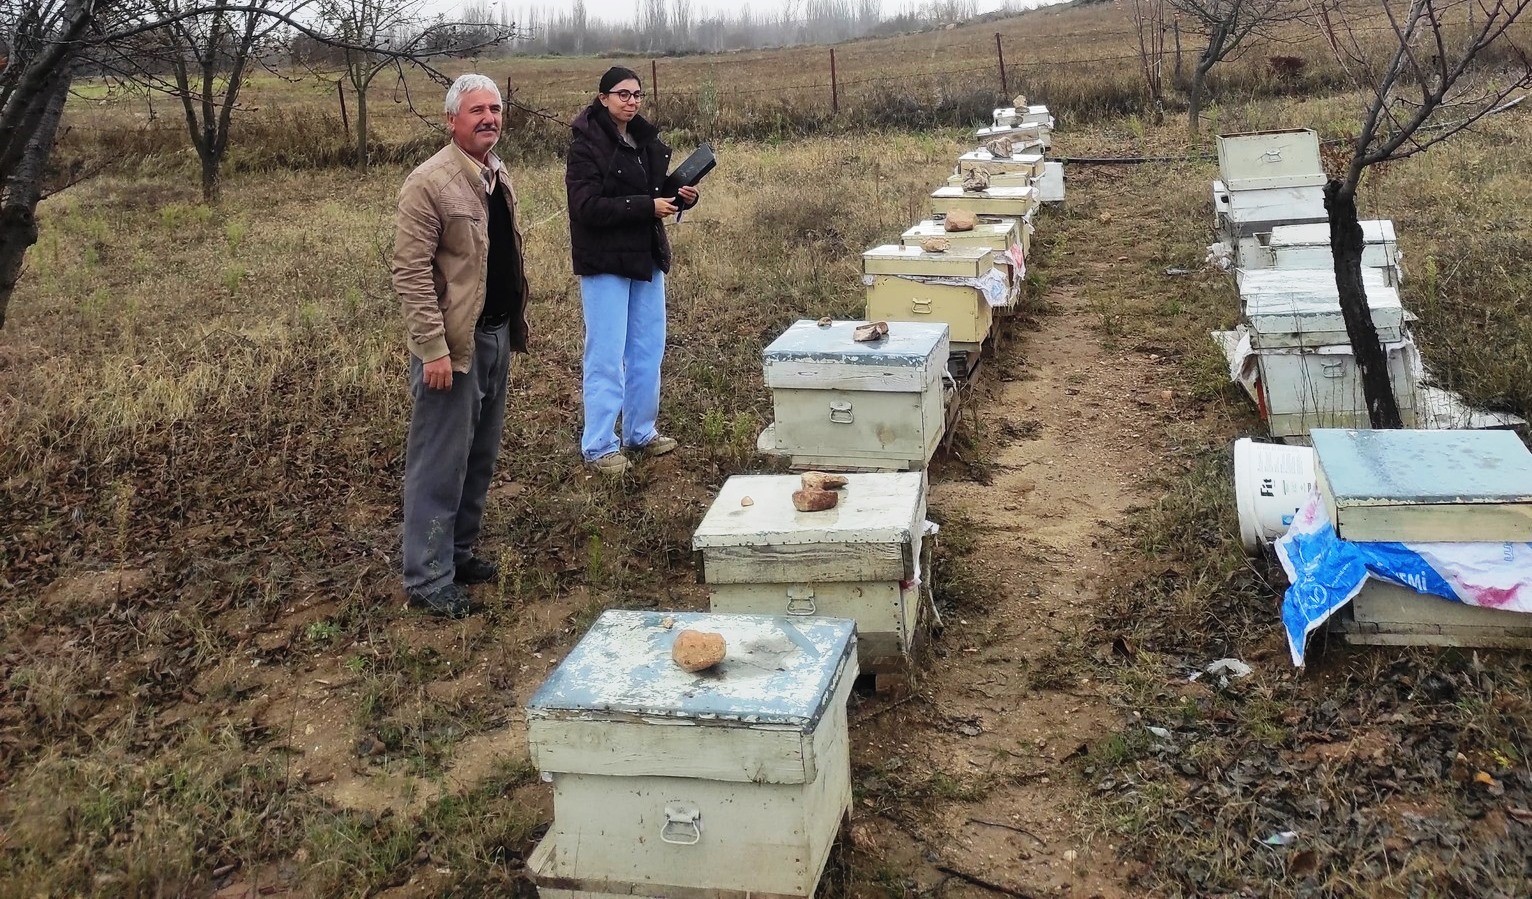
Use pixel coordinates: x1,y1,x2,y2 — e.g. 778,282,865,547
631,435,678,457
589,451,632,475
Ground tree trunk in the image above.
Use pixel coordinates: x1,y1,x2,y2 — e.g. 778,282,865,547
1325,179,1404,429
1188,64,1207,133
200,148,221,203
355,84,370,170
0,69,73,329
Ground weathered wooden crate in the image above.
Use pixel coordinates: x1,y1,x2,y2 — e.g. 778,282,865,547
1336,579,1532,649
930,185,1040,220
693,472,928,672
957,149,1046,179
1213,179,1327,237
1312,428,1532,542
901,218,1027,312
1256,341,1420,438
1216,128,1325,191
1252,220,1402,285
863,245,995,349
757,319,949,472
1239,268,1403,349
526,611,858,899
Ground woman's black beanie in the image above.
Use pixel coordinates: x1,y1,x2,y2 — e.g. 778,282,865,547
599,66,641,93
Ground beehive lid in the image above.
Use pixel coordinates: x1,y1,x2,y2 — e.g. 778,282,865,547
976,123,1043,140
959,149,1044,164
764,319,948,375
931,185,1038,207
1215,128,1325,190
1312,429,1532,507
902,218,1018,248
862,243,991,277
527,610,856,728
1268,220,1396,248
1237,267,1391,299
692,472,926,548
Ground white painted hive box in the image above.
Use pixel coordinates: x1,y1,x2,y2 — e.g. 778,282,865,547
1258,220,1402,284
1240,268,1403,348
863,245,996,346
693,472,927,667
1213,179,1327,237
760,319,950,471
1216,128,1325,191
1255,340,1420,438
1311,428,1532,542
976,122,1049,147
1037,160,1065,204
930,184,1040,220
957,149,1046,179
526,610,858,899
992,105,1049,126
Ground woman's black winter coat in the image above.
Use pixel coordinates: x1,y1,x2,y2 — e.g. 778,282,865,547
564,103,691,282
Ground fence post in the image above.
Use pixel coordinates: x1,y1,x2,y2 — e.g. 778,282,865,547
651,59,659,110
506,76,513,102
995,33,1008,97
337,80,350,138
830,47,839,114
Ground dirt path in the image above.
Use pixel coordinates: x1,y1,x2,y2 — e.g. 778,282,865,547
854,275,1170,897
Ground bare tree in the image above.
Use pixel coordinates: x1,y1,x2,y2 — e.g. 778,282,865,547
1170,0,1294,131
1129,0,1170,122
1317,0,1532,427
125,0,301,202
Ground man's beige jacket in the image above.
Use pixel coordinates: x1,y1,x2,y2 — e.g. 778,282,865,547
392,144,531,372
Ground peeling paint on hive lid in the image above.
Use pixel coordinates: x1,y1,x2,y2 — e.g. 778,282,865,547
527,611,856,730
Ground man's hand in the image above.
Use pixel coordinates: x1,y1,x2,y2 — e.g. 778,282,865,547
422,354,454,391
677,186,699,207
653,197,679,218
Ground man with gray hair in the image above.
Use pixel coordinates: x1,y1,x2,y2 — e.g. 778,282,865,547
392,73,530,617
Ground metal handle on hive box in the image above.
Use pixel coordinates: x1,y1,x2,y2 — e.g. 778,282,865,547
829,401,854,424
786,585,817,615
1321,360,1346,379
911,298,933,314
661,803,702,845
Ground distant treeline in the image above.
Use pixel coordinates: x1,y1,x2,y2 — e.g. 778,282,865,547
501,1,1035,56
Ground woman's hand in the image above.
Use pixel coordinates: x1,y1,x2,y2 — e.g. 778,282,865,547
653,197,679,218
677,186,699,207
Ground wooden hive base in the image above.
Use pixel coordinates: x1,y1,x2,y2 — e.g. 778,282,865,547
1334,580,1532,650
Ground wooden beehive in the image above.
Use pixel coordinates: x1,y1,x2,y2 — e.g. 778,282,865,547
957,149,1046,179
863,245,995,348
693,471,928,670
1239,268,1403,348
1216,128,1325,191
993,104,1051,127
1312,429,1532,542
526,611,858,899
975,122,1048,147
1037,161,1065,204
1255,342,1420,438
930,185,1039,220
758,318,950,471
1255,220,1402,285
1213,178,1327,237
901,218,1028,311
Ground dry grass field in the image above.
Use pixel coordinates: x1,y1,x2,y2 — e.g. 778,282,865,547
2,2,1531,896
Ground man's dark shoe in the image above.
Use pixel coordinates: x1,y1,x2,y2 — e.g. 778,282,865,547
406,582,473,619
454,556,499,585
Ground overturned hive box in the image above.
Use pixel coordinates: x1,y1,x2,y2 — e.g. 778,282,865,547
527,610,859,899
930,184,1040,221
693,471,929,671
863,244,996,351
758,318,950,471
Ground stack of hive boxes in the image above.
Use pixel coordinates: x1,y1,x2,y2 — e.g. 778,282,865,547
1309,429,1532,648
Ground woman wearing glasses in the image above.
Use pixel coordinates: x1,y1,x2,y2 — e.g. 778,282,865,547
566,66,699,475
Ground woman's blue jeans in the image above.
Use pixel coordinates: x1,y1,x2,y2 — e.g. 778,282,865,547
580,269,666,460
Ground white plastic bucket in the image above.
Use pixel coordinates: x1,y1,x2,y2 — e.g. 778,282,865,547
1233,438,1317,553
